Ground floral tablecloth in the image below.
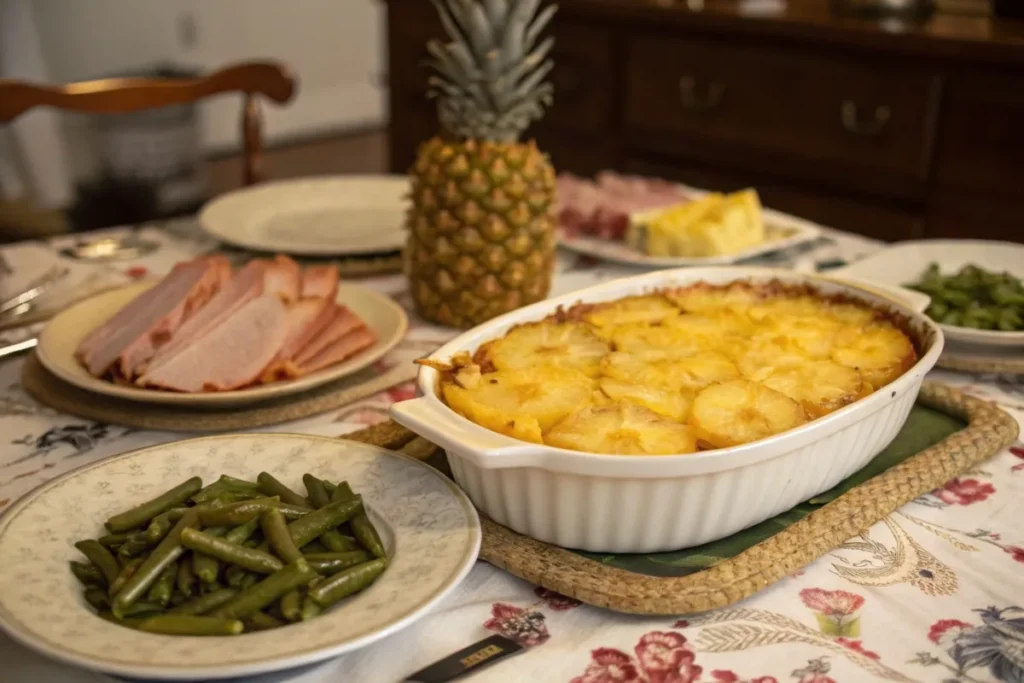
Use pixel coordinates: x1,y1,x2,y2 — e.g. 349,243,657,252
1,221,1022,683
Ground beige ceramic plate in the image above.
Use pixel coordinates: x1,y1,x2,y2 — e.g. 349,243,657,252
36,281,408,407
0,434,481,680
199,175,410,256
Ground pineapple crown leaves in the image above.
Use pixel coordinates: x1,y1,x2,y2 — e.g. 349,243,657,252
426,0,557,143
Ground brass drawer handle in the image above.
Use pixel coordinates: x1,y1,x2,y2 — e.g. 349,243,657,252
841,101,891,137
679,76,725,113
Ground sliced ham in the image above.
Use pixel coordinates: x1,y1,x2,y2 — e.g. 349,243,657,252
78,256,228,378
136,295,288,392
296,326,377,375
301,265,339,301
291,304,364,367
258,297,334,382
139,259,268,376
264,255,301,302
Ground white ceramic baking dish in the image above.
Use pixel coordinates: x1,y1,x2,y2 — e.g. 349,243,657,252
391,267,944,553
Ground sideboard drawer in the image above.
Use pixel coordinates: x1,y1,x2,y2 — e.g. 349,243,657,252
624,36,941,183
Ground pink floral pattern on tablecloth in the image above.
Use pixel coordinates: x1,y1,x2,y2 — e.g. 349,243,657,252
912,607,1024,682
534,587,582,611
1011,445,1024,472
932,477,996,505
483,602,550,647
570,631,701,683
799,589,865,637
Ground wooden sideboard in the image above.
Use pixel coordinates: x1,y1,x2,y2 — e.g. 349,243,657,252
384,0,1024,242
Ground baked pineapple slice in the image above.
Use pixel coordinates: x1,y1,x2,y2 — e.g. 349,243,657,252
442,367,596,443
768,316,842,359
477,321,609,377
831,323,916,388
583,295,680,330
600,351,738,392
733,336,813,381
545,401,698,455
760,360,869,418
826,302,879,327
598,377,693,422
668,310,753,341
746,295,821,323
666,282,762,314
689,378,807,448
607,324,704,355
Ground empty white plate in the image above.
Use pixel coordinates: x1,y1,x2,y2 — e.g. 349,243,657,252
199,176,410,256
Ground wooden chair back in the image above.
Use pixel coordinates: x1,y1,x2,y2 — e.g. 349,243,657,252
0,61,297,185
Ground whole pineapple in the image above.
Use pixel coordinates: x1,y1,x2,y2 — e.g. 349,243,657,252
406,0,559,328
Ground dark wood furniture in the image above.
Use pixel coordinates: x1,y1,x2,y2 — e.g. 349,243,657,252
0,62,296,186
384,0,1024,243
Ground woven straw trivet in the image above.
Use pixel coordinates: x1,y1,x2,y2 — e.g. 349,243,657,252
937,350,1024,374
21,353,416,432
341,382,1019,615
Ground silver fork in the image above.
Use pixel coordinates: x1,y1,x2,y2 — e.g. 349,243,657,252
0,265,69,320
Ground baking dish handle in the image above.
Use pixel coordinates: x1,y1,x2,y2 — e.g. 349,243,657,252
389,398,534,467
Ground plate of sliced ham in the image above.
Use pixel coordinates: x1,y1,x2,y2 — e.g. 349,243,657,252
36,254,407,407
199,175,409,256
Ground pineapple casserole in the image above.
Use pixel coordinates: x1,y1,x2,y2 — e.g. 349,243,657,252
427,282,918,455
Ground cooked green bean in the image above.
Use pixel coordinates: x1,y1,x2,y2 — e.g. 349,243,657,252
261,508,303,563
138,614,244,636
105,476,202,533
147,561,178,607
176,557,196,597
169,587,239,616
144,508,187,544
116,531,152,560
300,596,322,621
303,539,333,554
70,561,105,587
239,572,259,589
108,556,145,598
192,527,228,584
111,509,198,618
287,497,363,549
118,600,165,618
97,532,132,547
257,473,311,509
244,611,284,631
351,512,386,559
303,474,330,508
224,564,248,588
907,262,1024,331
197,497,308,526
84,586,110,611
180,528,284,574
309,558,387,608
212,559,317,620
75,540,121,585
304,551,372,575
322,480,338,498
279,589,303,622
223,518,261,545
98,611,145,629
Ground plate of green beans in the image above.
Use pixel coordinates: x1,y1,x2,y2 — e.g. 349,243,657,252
0,434,480,680
905,262,1024,347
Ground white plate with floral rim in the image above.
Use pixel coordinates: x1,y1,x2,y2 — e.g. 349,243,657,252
36,280,408,407
0,434,480,680
199,175,410,256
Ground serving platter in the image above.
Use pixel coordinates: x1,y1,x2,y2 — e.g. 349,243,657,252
0,434,481,680
833,239,1024,348
36,281,407,408
199,175,410,256
557,202,822,268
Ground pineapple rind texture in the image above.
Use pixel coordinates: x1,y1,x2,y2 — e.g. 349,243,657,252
433,281,918,455
407,138,557,328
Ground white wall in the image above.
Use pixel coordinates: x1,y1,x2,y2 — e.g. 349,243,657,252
28,0,387,151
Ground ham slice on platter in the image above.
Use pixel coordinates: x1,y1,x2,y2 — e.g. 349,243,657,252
557,172,691,240
258,297,335,382
76,255,230,378
296,326,377,375
139,259,268,376
264,255,301,302
301,265,340,301
136,295,289,392
291,304,365,368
